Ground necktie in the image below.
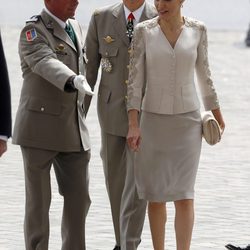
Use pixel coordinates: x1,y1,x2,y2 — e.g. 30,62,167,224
65,23,76,46
126,12,135,42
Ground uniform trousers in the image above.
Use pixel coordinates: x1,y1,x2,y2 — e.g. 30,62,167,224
21,146,91,250
100,132,147,249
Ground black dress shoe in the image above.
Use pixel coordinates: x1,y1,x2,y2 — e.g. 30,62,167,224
113,246,121,250
226,244,250,250
226,244,243,250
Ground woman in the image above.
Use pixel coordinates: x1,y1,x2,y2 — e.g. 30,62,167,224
126,0,225,249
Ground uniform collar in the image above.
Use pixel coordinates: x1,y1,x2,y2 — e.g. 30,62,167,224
43,7,67,29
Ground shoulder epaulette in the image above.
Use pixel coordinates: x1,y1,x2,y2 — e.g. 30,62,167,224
26,15,40,23
94,9,100,16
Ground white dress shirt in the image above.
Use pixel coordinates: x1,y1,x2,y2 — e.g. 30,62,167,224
123,2,146,26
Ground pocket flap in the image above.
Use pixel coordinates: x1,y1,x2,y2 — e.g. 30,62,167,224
27,97,61,115
99,46,118,57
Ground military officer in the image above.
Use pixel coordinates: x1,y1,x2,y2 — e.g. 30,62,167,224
12,0,93,249
0,32,11,157
85,1,157,249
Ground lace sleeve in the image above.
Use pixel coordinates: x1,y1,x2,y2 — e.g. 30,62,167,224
195,25,220,110
127,24,146,112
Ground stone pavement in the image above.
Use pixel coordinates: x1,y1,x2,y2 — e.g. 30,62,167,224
0,27,250,250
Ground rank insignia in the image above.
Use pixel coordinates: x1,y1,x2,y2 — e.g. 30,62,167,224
101,58,112,73
25,28,37,42
26,15,40,23
46,20,53,29
103,36,115,44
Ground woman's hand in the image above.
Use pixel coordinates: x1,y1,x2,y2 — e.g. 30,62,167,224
127,125,141,152
212,108,225,134
127,109,141,151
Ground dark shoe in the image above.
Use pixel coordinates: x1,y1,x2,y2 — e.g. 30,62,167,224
226,244,250,250
113,246,121,250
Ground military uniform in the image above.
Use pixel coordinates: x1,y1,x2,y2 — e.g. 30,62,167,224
85,2,157,249
12,10,91,250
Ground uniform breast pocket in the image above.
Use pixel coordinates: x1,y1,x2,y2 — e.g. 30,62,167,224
55,48,70,66
99,46,119,58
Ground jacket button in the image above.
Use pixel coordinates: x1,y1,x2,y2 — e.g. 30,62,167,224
125,80,129,84
41,107,45,112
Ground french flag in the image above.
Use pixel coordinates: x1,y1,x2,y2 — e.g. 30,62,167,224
25,28,37,42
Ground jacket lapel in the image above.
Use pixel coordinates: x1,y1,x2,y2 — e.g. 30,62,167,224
68,19,83,55
40,10,77,51
112,4,130,47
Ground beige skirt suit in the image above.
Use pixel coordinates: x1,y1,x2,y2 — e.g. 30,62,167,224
127,17,220,202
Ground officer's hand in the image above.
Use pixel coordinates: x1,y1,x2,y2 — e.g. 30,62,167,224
73,75,94,96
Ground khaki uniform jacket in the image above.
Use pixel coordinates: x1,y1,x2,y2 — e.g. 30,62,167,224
12,10,90,151
85,2,157,137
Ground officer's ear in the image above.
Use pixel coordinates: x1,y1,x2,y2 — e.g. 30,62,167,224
180,0,185,7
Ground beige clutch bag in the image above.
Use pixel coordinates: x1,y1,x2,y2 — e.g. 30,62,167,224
202,112,221,145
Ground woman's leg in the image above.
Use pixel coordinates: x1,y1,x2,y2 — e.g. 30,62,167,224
148,202,166,250
174,199,194,250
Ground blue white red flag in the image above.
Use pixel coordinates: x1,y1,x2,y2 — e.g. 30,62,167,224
25,28,37,42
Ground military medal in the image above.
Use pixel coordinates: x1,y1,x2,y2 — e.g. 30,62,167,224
101,58,112,73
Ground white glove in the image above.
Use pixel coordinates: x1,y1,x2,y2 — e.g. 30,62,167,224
73,75,94,96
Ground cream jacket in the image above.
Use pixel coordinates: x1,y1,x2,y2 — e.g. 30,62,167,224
127,16,220,114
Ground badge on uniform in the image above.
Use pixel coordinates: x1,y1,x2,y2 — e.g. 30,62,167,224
103,36,115,44
55,44,67,55
101,58,112,73
25,28,37,42
55,43,65,51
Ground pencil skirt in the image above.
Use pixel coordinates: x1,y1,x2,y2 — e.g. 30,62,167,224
134,110,202,202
